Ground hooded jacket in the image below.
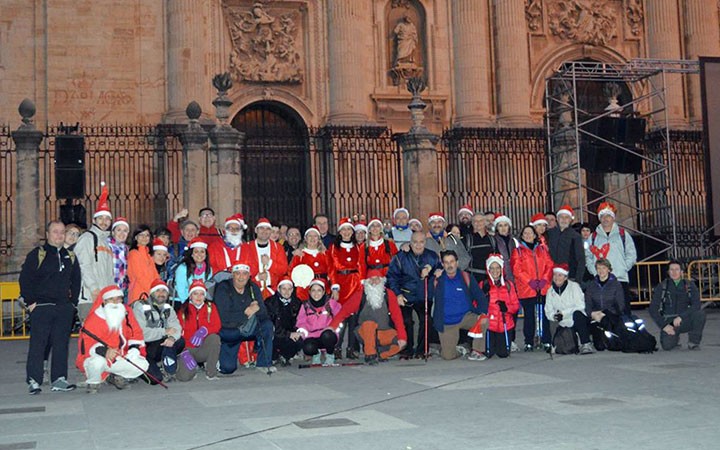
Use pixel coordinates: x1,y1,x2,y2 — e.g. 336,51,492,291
74,225,114,304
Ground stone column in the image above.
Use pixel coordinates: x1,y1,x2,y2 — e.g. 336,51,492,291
178,101,209,217
493,0,532,127
685,0,720,125
208,74,245,220
452,0,493,127
164,0,213,124
11,99,44,268
395,78,439,221
326,0,373,124
646,0,686,127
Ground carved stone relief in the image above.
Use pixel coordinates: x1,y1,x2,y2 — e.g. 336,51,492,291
525,0,544,33
222,1,304,84
547,0,617,46
625,0,643,37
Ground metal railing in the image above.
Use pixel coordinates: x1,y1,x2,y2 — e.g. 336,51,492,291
687,259,720,304
0,282,27,340
631,261,669,305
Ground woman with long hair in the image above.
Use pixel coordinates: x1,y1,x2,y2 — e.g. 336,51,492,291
127,225,159,303
173,238,213,308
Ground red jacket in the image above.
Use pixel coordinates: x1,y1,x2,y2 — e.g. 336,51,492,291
207,240,246,275
328,242,367,305
290,249,330,301
510,243,554,299
482,279,520,333
245,240,289,298
361,239,398,277
329,287,407,341
178,301,222,349
167,220,224,248
76,295,146,380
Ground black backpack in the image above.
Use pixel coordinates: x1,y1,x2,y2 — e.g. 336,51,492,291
552,326,579,355
601,313,657,353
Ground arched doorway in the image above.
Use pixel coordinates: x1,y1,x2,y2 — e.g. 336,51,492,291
232,101,309,232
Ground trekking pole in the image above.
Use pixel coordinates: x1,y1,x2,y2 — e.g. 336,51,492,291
424,277,429,362
501,310,510,357
80,327,168,389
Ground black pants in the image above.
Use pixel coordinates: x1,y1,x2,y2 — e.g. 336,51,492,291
26,303,75,384
401,301,438,355
660,310,706,350
621,281,632,313
337,314,359,352
520,297,551,345
556,311,591,345
303,330,338,356
145,337,185,383
273,335,304,360
486,330,510,358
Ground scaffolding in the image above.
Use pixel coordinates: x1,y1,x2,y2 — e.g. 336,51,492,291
545,59,700,260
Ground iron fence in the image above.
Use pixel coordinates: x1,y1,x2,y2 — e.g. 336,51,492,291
0,125,14,255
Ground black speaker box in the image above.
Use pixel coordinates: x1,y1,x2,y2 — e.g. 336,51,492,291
55,135,85,168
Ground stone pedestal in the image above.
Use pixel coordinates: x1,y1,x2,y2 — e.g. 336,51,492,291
178,102,210,217
685,0,720,126
396,132,440,223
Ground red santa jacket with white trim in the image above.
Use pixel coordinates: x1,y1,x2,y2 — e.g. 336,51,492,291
207,240,246,275
245,240,289,298
178,301,222,349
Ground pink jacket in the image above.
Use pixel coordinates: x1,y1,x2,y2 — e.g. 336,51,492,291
295,298,342,339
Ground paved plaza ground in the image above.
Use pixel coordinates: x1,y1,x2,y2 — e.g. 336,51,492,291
1,308,719,450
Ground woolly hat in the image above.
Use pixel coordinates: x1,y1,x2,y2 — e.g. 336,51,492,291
149,279,169,295
553,263,570,276
93,181,112,219
529,213,548,227
100,285,124,302
277,276,294,289
308,278,327,291
493,212,511,227
112,216,129,230
457,204,474,217
255,217,272,230
152,238,168,253
353,221,368,233
188,279,207,296
486,253,506,285
393,207,410,219
556,204,575,219
188,237,208,250
428,212,446,224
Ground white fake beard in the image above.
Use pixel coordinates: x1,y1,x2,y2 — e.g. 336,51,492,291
104,303,126,331
226,231,243,247
364,279,387,310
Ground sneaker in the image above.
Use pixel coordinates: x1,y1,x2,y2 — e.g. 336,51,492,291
311,353,322,365
205,374,219,381
333,348,343,360
468,350,488,361
323,353,336,366
86,383,100,394
257,366,277,374
106,374,129,390
510,342,519,353
688,343,700,350
543,343,552,353
51,377,77,392
365,354,379,366
579,343,595,355
524,344,534,352
455,345,469,357
346,349,359,360
28,379,41,395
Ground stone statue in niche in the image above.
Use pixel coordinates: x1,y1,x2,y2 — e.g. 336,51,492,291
391,14,423,84
223,1,303,84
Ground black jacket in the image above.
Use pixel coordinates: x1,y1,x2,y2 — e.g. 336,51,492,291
649,279,701,328
584,274,626,316
265,292,302,338
546,226,586,281
19,243,81,306
213,280,267,329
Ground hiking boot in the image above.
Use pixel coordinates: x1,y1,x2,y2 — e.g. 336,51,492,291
688,342,700,350
524,344,534,352
28,379,41,395
106,374,129,390
51,377,76,392
468,350,488,361
510,342,519,353
257,366,277,374
333,348,343,360
365,354,379,366
86,383,100,394
455,345,469,358
346,349,359,360
205,374,219,381
543,343,552,353
579,343,595,355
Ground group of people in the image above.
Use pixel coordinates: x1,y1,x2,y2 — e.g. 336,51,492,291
19,183,707,395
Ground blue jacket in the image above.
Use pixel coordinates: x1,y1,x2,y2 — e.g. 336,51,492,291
432,271,488,333
386,249,441,304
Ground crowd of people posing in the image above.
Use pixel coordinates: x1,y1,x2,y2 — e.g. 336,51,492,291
18,184,707,395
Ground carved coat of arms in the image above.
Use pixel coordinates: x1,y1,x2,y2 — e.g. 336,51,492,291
223,2,303,84
548,0,617,46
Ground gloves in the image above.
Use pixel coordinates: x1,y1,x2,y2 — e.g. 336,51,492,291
554,312,563,322
179,350,197,371
191,326,209,347
482,282,491,294
497,301,508,313
528,280,540,291
537,279,548,291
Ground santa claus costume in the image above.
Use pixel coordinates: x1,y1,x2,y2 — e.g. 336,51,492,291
289,227,330,300
76,286,149,390
208,214,248,275
361,218,398,277
245,218,289,299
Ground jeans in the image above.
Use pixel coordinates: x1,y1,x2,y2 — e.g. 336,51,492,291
218,317,274,373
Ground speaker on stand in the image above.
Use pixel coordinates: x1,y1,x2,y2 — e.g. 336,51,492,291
55,123,87,228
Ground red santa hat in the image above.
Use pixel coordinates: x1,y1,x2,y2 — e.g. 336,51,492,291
467,314,487,339
188,279,207,296
112,216,129,230
232,263,250,273
529,213,548,227
277,276,294,289
149,279,169,295
304,226,322,238
188,237,208,250
428,212,446,224
367,218,383,229
224,214,248,230
100,285,124,302
393,207,410,219
597,202,616,218
493,212,512,227
337,217,354,231
553,263,570,276
486,253,506,285
556,204,575,219
366,268,384,279
308,278,327,291
255,217,272,230
152,238,168,253
353,221,368,233
408,218,422,228
457,204,474,217
93,181,112,219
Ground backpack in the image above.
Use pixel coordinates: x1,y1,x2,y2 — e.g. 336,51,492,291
591,228,626,251
37,246,76,269
552,326,579,355
602,313,657,353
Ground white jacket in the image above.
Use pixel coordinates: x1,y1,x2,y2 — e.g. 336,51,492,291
545,280,586,328
75,225,115,304
584,223,637,282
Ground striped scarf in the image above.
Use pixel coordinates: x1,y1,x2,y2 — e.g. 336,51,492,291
108,237,128,291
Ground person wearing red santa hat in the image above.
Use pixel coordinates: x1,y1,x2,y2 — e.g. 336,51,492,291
354,220,368,245
329,269,407,365
457,203,474,240
389,207,413,249
362,218,398,278
176,280,222,381
408,218,423,233
425,212,471,271
289,226,330,300
208,213,248,275
465,213,495,283
295,279,342,366
173,238,213,309
75,181,115,320
108,217,130,296
77,285,149,393
127,226,160,303
529,212,549,245
166,206,224,249
545,204,586,283
480,254,520,358
327,217,367,360
246,218,289,299
491,212,519,284
510,225,554,352
265,277,304,366
545,263,594,354
132,278,184,383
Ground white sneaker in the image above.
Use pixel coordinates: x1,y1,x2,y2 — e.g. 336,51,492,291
510,342,519,353
257,366,277,374
468,350,487,361
455,345,469,357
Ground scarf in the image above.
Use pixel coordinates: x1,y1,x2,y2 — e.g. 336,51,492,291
108,237,128,291
194,262,206,276
430,230,444,241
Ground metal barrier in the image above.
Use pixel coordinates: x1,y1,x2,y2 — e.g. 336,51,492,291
631,261,669,306
0,281,28,340
687,259,720,303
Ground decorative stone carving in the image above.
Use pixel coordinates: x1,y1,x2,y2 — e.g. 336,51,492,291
625,0,643,36
525,0,543,32
388,2,426,86
548,0,617,46
223,1,303,84
391,0,411,9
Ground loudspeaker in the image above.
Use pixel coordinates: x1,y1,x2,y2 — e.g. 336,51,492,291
580,117,646,174
55,135,85,199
